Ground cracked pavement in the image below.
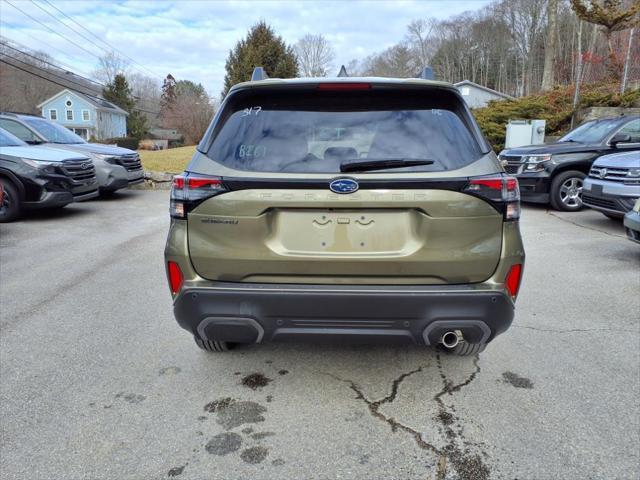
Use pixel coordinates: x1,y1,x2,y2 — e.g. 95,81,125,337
1,191,639,479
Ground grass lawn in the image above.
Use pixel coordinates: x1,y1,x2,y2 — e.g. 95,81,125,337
138,145,196,173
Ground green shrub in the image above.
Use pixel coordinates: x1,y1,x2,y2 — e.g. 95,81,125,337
101,137,140,150
472,83,640,152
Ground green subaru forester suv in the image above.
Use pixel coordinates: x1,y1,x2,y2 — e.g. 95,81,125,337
164,69,525,356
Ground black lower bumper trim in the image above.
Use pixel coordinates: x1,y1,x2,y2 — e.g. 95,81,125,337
23,190,74,209
173,283,515,346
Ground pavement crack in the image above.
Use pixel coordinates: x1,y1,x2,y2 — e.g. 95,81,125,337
545,210,625,239
323,367,439,454
514,325,638,334
324,359,491,480
435,353,481,400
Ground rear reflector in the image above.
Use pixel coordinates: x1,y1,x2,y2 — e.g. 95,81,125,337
167,261,184,294
317,83,371,91
505,264,523,298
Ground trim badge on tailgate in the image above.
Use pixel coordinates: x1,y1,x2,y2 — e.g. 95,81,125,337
329,178,359,194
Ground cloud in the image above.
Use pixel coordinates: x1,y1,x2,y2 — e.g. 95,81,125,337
1,0,491,98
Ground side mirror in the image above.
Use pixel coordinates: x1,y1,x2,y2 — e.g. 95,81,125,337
610,133,631,147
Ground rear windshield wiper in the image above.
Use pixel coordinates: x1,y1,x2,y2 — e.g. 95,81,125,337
340,158,435,173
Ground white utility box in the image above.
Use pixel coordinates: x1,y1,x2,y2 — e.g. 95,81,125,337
505,119,546,148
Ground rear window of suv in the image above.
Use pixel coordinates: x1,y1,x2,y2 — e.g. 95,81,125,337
199,87,484,173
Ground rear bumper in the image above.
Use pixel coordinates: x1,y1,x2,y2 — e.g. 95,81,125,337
516,173,551,204
173,283,515,346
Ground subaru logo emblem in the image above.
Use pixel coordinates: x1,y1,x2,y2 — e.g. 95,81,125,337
330,178,359,194
81,162,91,170
598,168,607,179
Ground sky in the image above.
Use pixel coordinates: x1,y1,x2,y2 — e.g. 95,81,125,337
0,0,492,98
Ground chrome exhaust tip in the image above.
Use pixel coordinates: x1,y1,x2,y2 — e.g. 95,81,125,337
441,330,462,349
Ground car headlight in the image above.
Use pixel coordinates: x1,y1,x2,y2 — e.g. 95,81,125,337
90,153,118,164
22,158,58,173
522,154,552,171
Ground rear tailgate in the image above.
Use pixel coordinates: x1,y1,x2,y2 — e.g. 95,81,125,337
187,187,502,285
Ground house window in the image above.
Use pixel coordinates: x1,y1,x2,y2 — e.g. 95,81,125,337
65,99,73,107
99,112,103,121
461,87,470,96
49,109,57,120
72,128,89,140
82,110,90,121
66,110,73,121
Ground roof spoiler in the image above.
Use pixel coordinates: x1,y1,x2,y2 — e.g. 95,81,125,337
417,67,434,80
251,67,269,81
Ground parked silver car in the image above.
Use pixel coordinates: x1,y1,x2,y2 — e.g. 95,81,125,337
0,112,143,195
582,150,640,219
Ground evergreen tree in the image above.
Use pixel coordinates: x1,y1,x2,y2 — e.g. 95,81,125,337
222,21,298,97
103,73,147,139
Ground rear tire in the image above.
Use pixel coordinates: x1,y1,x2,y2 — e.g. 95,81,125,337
445,342,486,356
0,178,21,223
194,337,234,352
550,170,586,212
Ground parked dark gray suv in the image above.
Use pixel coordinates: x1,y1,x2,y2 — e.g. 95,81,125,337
0,113,143,194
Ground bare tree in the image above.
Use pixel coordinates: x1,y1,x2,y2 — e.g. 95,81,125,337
93,51,129,84
405,19,437,68
541,0,559,90
295,34,335,77
571,0,640,78
621,27,635,92
360,43,417,78
128,72,161,126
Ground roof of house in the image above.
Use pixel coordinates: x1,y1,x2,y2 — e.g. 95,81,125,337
454,80,514,100
37,89,129,115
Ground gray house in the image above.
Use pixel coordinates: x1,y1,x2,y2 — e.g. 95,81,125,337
454,81,513,109
37,89,128,140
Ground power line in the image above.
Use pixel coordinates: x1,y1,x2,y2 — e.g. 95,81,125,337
0,39,161,108
1,40,104,89
1,34,97,78
28,0,161,81
4,0,107,60
0,57,160,115
40,0,162,80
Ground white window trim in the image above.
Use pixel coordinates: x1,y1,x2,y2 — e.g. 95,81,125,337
82,109,90,121
66,109,73,121
49,109,57,120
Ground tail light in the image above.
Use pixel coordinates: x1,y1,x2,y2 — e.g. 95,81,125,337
170,173,226,218
465,175,520,220
167,261,184,294
505,263,523,299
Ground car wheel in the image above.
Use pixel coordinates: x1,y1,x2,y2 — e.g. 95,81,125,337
0,179,21,223
194,337,234,352
444,342,487,356
550,170,586,212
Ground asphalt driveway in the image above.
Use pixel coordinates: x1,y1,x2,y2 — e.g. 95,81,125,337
1,190,638,480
